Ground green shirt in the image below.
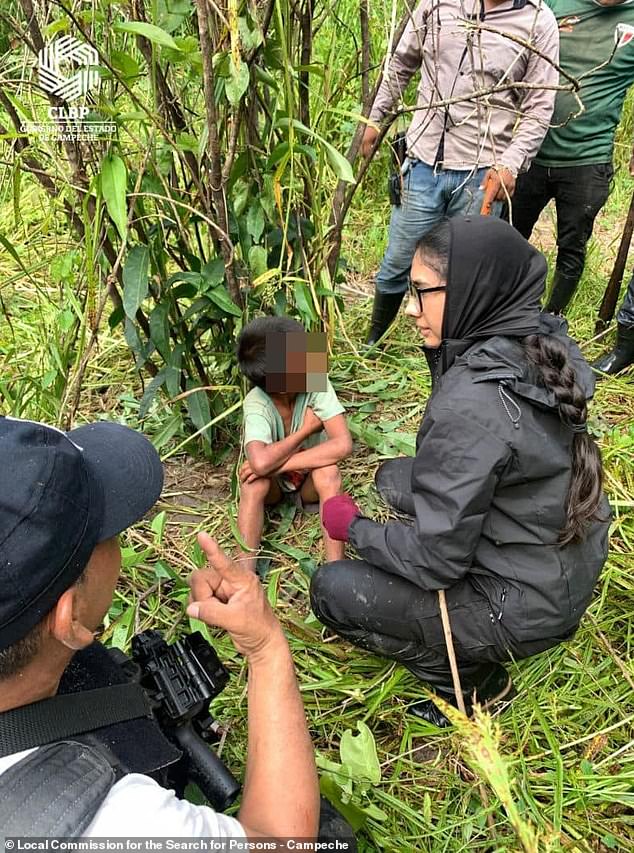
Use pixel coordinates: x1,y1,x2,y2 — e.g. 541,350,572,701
537,0,634,167
242,380,345,450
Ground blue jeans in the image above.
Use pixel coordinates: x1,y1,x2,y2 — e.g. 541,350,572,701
376,160,502,295
617,272,634,327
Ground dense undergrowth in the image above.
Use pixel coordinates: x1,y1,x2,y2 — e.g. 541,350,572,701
1,158,633,849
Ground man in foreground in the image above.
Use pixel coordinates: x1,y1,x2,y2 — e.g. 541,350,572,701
0,416,319,838
511,0,634,314
362,0,559,345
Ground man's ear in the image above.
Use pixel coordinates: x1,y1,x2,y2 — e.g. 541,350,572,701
49,587,95,650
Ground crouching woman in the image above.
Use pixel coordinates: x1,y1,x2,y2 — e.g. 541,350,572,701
311,216,611,726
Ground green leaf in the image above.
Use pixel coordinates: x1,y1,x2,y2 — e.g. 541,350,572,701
165,344,183,398
319,776,367,832
176,132,199,154
340,722,381,785
322,140,355,183
149,302,170,360
152,411,183,451
110,606,134,651
225,58,249,106
249,246,268,279
101,154,128,239
156,0,193,32
50,251,76,284
276,118,355,183
110,51,140,79
294,281,317,324
238,16,262,51
123,245,150,319
185,382,212,443
139,369,166,419
150,510,167,543
207,286,242,317
246,202,265,242
113,21,181,50
201,257,225,288
363,803,388,822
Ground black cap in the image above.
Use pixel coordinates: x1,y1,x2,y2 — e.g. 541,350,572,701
0,417,164,650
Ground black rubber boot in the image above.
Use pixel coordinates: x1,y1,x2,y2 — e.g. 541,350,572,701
408,663,515,728
591,323,634,375
365,291,404,347
545,270,580,314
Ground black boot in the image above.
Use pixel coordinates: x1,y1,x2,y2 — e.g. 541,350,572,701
408,664,515,727
366,291,404,347
592,323,634,375
545,271,580,314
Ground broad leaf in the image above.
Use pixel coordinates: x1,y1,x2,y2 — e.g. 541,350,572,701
123,245,150,319
225,58,249,106
322,139,355,183
101,153,128,239
185,381,212,443
149,302,170,360
249,246,268,279
114,21,181,50
246,202,265,242
165,345,184,398
207,286,242,317
201,257,225,288
340,722,381,785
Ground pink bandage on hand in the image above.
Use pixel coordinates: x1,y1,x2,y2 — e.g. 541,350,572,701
322,494,361,542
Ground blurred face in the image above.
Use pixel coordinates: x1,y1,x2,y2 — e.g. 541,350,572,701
265,330,327,394
405,253,447,348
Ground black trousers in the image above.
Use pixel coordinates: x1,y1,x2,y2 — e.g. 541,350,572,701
310,459,560,695
511,162,613,286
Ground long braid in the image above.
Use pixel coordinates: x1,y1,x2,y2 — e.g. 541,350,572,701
523,334,605,545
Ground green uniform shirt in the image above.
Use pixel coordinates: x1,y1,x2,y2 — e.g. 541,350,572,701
536,0,634,167
242,379,345,450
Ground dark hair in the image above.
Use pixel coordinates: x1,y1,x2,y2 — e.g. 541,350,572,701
523,334,605,545
0,622,42,680
414,218,451,279
237,316,305,389
0,567,87,682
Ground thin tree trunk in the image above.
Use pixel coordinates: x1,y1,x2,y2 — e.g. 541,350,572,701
195,0,242,306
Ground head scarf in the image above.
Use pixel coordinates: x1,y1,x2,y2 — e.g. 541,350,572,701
435,215,546,375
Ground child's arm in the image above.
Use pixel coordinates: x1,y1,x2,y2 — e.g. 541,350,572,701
245,407,323,478
274,414,352,474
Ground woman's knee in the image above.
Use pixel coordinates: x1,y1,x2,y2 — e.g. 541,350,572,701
310,561,358,622
375,457,413,492
375,457,416,515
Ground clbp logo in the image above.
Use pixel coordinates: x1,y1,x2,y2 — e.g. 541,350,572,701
38,36,100,101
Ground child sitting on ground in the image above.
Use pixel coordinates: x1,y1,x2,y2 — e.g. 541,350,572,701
236,316,353,570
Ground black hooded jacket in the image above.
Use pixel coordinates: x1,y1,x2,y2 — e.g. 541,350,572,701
349,217,610,642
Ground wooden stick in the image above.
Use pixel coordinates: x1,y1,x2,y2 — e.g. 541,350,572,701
437,589,467,714
437,589,496,832
596,187,634,333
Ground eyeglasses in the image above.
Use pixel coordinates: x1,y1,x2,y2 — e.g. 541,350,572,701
408,281,446,312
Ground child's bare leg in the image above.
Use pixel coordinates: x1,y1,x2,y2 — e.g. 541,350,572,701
302,466,345,562
237,476,281,571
